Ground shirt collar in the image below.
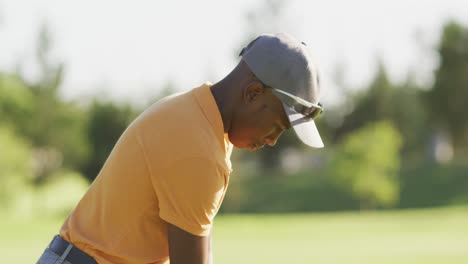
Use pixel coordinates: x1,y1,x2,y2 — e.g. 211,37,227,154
193,82,233,156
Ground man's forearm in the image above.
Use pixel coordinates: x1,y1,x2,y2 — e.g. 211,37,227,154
208,228,213,264
167,223,210,264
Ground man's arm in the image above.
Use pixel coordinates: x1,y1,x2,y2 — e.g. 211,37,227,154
167,223,210,264
208,228,213,264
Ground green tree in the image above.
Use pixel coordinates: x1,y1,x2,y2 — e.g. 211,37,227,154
334,62,428,157
83,100,136,182
334,62,394,138
0,126,32,210
0,74,35,131
329,121,402,209
426,21,468,151
15,24,90,184
390,79,429,157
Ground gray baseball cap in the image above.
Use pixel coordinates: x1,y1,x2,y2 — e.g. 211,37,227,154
239,33,324,148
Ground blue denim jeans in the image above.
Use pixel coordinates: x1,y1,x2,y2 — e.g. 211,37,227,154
36,247,73,264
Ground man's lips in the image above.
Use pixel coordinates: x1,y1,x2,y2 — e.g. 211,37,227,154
249,141,265,150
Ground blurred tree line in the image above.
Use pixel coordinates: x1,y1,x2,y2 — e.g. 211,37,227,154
224,1,468,212
1,5,467,215
0,25,140,214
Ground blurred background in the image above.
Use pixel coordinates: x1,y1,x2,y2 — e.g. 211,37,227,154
1,0,467,263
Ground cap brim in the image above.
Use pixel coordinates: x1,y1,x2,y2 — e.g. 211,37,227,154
283,103,324,148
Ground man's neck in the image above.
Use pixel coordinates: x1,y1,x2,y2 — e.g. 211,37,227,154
210,79,235,134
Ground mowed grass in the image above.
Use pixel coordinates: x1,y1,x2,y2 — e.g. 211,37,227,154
1,207,467,264
213,207,468,264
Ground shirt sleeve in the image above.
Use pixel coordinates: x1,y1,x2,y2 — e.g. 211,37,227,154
152,157,227,236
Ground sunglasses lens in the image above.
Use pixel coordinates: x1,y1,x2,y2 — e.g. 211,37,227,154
307,107,322,120
273,89,323,120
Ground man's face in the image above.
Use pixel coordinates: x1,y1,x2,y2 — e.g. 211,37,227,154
228,82,291,151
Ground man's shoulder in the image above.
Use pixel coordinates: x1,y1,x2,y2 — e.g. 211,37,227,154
132,89,221,164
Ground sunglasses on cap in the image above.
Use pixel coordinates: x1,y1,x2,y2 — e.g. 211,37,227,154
271,88,324,120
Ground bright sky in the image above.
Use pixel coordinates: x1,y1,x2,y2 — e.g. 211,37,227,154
1,0,468,105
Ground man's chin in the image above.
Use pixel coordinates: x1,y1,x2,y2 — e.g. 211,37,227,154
235,143,262,151
231,141,253,150
229,136,260,151
232,143,249,150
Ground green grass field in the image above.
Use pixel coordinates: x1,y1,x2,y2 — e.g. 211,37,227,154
1,206,467,264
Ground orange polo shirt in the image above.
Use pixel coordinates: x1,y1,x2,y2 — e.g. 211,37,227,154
60,83,234,264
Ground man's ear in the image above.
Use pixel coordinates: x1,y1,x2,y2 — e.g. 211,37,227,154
243,81,265,104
